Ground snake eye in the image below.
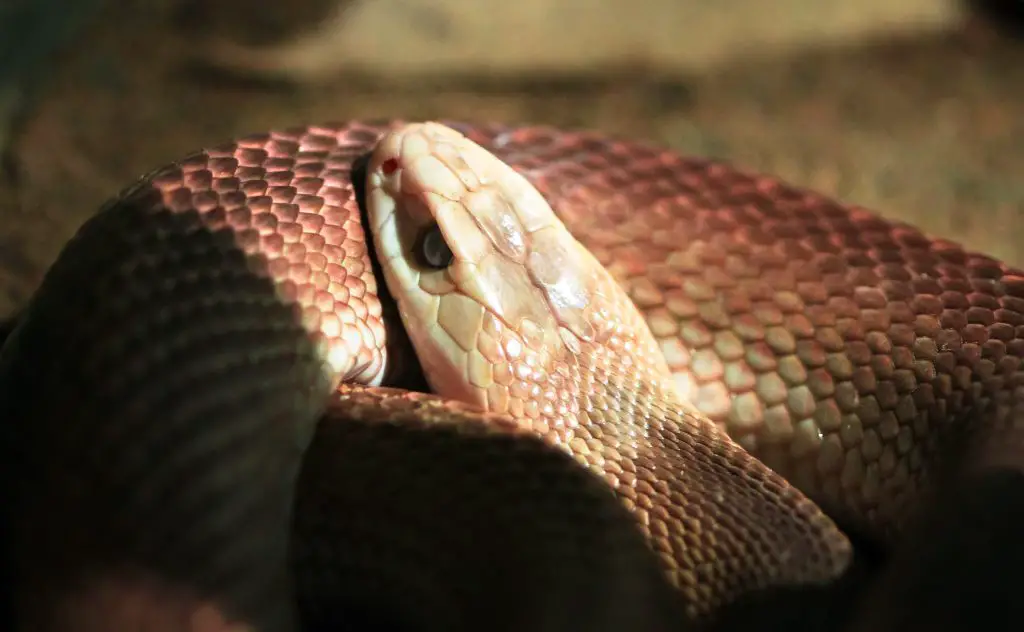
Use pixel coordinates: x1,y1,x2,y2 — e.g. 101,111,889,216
416,224,454,269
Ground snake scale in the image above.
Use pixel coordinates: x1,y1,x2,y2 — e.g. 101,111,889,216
0,120,1022,632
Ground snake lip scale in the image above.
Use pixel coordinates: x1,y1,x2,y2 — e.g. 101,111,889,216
0,119,1022,631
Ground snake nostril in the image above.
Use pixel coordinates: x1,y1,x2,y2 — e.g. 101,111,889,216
415,224,454,269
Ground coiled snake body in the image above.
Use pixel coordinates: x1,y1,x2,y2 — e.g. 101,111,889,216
0,121,1021,631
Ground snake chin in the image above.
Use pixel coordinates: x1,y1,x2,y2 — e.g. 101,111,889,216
350,149,431,396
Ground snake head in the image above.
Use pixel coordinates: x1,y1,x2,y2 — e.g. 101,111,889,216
365,122,673,432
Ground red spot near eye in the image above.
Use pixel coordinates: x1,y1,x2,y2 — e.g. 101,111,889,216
382,158,399,175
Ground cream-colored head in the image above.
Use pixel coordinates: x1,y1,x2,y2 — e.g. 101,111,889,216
365,122,671,429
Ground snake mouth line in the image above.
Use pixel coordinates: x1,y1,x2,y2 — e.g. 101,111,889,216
350,150,430,394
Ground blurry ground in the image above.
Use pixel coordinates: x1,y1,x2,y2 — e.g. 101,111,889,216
1,2,1023,318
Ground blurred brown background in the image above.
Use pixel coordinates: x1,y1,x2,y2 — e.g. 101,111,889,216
1,0,1022,319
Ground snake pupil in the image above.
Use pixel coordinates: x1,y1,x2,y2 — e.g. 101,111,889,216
416,224,454,269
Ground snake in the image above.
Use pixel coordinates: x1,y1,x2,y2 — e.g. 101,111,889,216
0,120,1021,631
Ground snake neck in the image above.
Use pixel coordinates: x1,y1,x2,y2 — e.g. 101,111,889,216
546,345,853,617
